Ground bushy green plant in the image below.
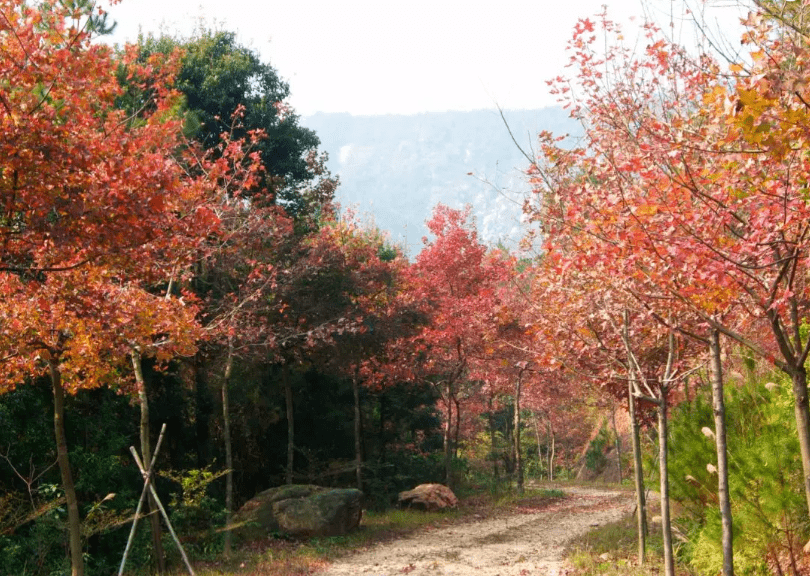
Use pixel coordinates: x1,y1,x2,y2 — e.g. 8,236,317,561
159,465,228,560
523,457,545,479
584,426,611,473
0,487,71,576
668,374,807,575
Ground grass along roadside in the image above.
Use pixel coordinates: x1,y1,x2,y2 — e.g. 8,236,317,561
167,487,566,576
563,503,694,576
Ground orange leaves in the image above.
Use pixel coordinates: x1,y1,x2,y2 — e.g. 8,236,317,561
645,39,670,70
0,0,254,396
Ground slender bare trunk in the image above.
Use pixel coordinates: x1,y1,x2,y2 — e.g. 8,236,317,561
629,380,647,565
222,341,234,557
352,374,363,491
132,350,166,575
378,395,386,463
766,303,810,518
453,396,461,460
443,382,453,487
533,414,542,479
514,373,523,494
193,356,211,467
709,329,734,575
611,401,622,483
50,361,84,576
789,365,810,517
547,419,555,481
624,310,647,564
283,364,294,485
489,395,498,479
658,391,675,576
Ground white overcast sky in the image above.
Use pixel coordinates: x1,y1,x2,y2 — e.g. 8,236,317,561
102,0,747,116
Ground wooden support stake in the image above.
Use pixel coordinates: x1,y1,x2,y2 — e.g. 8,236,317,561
118,424,167,576
119,424,196,576
130,449,197,576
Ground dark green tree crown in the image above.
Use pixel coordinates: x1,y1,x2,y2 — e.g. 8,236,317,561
138,29,326,219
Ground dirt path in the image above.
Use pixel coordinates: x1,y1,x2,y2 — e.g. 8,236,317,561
318,486,634,576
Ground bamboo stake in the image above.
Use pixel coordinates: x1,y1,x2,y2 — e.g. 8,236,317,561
130,449,197,576
118,424,167,576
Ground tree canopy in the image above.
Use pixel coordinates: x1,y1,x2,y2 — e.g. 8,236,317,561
137,29,330,219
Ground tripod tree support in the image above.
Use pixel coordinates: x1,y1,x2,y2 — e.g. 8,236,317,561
118,424,197,576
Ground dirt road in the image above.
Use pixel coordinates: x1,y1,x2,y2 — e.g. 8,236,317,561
317,486,634,576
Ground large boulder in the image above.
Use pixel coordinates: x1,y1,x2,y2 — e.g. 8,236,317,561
231,484,363,539
398,483,458,511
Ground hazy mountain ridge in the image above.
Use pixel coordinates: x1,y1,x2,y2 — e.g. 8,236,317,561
302,108,577,256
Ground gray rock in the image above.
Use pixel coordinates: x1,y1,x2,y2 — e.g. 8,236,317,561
231,484,363,540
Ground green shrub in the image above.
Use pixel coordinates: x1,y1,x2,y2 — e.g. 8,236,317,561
584,426,611,473
0,487,71,576
159,465,228,560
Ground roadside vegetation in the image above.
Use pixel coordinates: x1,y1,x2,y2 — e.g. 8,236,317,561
565,514,675,576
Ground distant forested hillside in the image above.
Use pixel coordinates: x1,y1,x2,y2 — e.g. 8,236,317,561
302,108,577,255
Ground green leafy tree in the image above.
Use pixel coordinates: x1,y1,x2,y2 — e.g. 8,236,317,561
137,29,332,220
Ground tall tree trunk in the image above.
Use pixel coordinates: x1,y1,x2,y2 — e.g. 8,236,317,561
379,394,386,464
710,329,734,576
611,401,622,483
788,364,810,518
49,360,84,576
132,350,166,575
222,340,234,558
625,311,647,565
533,414,542,478
658,390,675,576
504,403,513,473
765,303,810,519
547,419,555,481
453,396,461,460
629,379,647,565
283,364,295,485
352,374,363,491
443,382,453,487
489,395,498,479
193,356,211,467
514,372,523,494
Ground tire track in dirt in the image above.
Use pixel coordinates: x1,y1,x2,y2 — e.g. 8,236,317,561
317,487,634,576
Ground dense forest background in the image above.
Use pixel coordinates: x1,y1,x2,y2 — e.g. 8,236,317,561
3,1,810,576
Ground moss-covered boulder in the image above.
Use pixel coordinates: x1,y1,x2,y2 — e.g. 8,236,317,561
231,484,363,539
